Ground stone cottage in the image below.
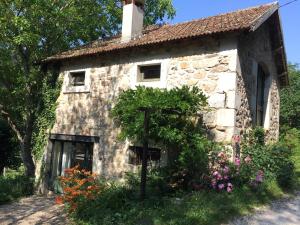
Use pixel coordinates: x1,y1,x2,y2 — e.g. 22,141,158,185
42,1,288,184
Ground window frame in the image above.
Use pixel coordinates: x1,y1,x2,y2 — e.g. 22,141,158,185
256,66,266,127
254,64,271,129
128,146,161,166
63,68,91,93
49,138,94,180
130,59,169,89
69,71,86,86
137,64,161,82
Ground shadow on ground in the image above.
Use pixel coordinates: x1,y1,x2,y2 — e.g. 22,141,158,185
0,196,69,225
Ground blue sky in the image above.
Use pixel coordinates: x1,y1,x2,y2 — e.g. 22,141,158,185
167,0,300,64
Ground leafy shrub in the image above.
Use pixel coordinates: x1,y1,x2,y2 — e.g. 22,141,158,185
241,128,295,189
281,128,300,151
270,144,295,188
177,135,212,185
111,86,212,190
241,128,274,179
111,86,208,144
0,170,34,204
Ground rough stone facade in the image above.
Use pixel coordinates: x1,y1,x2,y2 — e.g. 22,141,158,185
47,27,280,179
236,22,280,141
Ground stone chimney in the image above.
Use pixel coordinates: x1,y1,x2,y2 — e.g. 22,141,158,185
121,0,145,43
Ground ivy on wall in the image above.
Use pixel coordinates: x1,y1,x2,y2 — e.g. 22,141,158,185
32,75,62,161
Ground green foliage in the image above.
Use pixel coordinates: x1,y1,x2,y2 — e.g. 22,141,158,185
280,64,300,130
111,86,211,187
71,178,284,225
0,119,21,171
280,128,300,187
279,64,300,186
0,0,175,175
0,169,34,205
111,86,208,143
32,76,62,160
240,128,296,189
241,128,272,176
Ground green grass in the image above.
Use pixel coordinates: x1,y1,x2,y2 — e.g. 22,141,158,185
0,170,34,205
292,144,300,185
73,180,284,225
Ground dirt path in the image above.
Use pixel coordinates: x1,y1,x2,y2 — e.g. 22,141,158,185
0,196,69,225
229,192,300,225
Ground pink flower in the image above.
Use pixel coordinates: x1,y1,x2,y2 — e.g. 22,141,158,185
223,166,230,174
256,170,264,183
211,179,217,189
218,183,225,190
234,158,241,167
244,156,252,164
213,171,219,177
218,152,225,158
227,183,233,192
227,187,233,192
224,175,229,180
216,174,222,181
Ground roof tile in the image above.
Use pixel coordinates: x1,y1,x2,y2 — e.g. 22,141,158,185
45,2,278,62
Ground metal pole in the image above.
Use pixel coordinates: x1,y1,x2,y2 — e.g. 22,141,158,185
140,109,149,200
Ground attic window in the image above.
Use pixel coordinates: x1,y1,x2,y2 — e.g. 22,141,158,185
138,64,161,82
70,71,85,86
128,146,161,165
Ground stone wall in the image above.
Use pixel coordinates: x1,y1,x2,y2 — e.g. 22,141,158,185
50,35,239,178
236,22,280,141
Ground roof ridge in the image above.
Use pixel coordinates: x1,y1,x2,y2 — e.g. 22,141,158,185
155,1,278,29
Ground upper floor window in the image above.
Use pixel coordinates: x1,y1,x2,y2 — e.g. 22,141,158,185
63,69,91,93
70,71,85,86
137,64,161,82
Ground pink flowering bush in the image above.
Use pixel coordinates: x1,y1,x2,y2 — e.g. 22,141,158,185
209,149,266,192
209,151,235,193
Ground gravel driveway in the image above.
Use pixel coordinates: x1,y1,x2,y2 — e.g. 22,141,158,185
229,192,300,225
0,196,69,225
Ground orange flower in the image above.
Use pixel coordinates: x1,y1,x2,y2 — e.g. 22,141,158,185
57,165,104,213
55,196,64,205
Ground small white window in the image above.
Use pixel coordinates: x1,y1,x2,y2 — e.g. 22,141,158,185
63,69,91,93
137,64,161,82
69,71,85,87
130,59,168,89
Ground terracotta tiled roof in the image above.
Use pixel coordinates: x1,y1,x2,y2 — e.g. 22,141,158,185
44,2,278,62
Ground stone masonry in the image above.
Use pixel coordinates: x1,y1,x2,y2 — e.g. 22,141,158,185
236,22,280,141
49,29,280,178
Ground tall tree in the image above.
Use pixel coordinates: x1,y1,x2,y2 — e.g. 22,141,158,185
280,64,300,130
0,118,21,175
0,0,175,177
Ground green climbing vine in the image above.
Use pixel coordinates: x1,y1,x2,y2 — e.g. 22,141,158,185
32,75,62,160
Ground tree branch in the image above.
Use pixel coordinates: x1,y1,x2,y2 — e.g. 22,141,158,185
0,104,23,142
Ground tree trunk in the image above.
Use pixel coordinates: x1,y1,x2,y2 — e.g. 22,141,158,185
20,141,35,177
20,114,36,177
0,166,4,176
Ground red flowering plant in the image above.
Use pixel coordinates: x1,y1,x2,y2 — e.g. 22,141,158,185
55,165,104,212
